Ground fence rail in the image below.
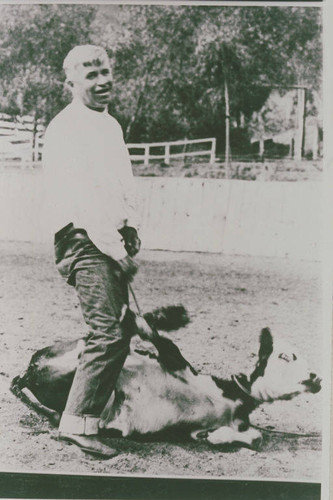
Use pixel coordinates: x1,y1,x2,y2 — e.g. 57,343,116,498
0,174,321,260
0,112,217,167
127,137,216,166
0,113,43,163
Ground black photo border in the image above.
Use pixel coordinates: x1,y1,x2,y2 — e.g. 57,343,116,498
0,0,328,499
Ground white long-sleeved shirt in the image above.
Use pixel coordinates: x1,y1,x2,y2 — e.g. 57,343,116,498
43,98,139,260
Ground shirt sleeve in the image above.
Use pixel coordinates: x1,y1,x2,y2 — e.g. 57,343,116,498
43,119,75,233
114,122,141,231
85,226,127,261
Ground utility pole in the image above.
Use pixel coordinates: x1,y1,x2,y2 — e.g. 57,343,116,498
294,86,306,161
224,76,230,179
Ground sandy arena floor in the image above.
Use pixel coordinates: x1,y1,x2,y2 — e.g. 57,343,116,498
0,241,324,481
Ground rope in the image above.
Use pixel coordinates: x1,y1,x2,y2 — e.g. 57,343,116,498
231,374,262,403
232,376,321,438
128,282,142,316
126,290,320,439
250,424,321,438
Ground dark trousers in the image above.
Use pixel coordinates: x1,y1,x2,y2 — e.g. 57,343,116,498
54,224,131,434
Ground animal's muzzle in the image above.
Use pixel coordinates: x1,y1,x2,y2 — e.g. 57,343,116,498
301,373,321,393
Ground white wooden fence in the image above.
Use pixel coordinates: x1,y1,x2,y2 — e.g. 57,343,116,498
135,178,321,259
0,174,321,260
0,113,216,167
127,137,216,166
0,113,43,163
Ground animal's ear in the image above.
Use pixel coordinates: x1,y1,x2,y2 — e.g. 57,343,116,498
258,327,273,361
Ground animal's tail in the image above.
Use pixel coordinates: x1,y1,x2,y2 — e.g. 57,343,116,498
10,373,32,412
10,373,27,398
143,304,190,332
11,372,60,426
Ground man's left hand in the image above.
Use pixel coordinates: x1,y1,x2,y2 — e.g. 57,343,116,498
118,226,141,257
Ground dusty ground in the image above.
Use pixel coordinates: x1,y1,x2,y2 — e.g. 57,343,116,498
132,158,322,182
1,158,322,182
0,241,324,481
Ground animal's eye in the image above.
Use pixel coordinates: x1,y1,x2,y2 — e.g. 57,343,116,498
292,353,297,361
278,353,290,362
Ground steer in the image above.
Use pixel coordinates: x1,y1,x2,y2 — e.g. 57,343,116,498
11,306,321,449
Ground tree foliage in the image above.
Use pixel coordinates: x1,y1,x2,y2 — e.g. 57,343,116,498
0,4,96,122
0,4,322,151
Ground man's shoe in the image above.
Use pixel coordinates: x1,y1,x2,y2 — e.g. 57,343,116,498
58,433,119,459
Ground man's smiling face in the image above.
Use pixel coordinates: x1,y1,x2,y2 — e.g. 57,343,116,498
70,57,113,111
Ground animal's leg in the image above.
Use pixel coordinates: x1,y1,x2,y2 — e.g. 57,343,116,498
99,394,132,437
135,316,197,374
203,426,263,449
190,428,217,441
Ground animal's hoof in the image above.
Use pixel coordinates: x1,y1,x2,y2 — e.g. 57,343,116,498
206,426,233,445
249,435,263,450
50,414,61,427
190,429,210,441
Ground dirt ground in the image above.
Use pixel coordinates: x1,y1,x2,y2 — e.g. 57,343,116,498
0,241,324,481
2,158,322,183
131,158,322,182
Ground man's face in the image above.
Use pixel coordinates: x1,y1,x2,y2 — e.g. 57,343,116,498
70,58,113,111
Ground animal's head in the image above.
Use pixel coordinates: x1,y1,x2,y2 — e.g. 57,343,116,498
249,328,321,403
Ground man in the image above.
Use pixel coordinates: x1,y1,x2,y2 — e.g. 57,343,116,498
43,45,141,458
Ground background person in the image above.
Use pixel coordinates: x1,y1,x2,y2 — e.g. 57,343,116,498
43,45,141,458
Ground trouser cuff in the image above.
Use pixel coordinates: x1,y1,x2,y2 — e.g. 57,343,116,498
59,413,100,435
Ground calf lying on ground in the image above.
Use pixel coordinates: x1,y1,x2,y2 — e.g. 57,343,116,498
11,306,321,449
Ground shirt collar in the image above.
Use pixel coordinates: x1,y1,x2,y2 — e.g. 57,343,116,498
71,98,109,116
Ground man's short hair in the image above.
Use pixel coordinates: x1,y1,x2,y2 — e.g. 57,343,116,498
63,45,109,80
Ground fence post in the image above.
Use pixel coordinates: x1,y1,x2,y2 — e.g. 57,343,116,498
312,123,319,160
259,138,264,160
210,138,216,164
144,145,149,166
35,134,42,162
290,137,294,158
165,144,170,165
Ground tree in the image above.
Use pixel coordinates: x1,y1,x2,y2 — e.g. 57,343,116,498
91,5,204,142
0,4,322,154
0,4,96,124
191,6,322,153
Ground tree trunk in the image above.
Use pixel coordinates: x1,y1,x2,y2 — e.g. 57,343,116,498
32,110,38,162
125,84,146,143
258,113,265,161
125,59,154,143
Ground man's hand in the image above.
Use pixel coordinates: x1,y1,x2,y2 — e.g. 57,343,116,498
118,226,141,257
117,255,138,282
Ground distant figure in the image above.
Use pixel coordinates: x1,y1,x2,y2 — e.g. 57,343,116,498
43,45,141,458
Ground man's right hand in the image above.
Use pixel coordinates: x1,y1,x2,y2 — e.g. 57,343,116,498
117,255,138,282
118,226,141,257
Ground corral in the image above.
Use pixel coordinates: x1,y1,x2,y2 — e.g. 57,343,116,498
0,169,322,259
0,237,323,480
